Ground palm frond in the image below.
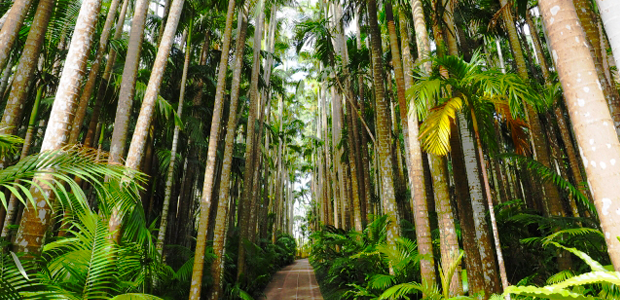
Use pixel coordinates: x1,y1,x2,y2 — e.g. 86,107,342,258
419,97,463,156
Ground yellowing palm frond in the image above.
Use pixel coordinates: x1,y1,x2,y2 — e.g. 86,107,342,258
419,97,463,156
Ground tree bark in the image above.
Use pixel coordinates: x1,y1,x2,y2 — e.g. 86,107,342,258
367,0,401,247
156,27,191,256
428,154,463,296
0,0,54,167
594,0,620,71
0,0,33,73
409,0,436,286
539,0,620,271
237,0,264,280
83,0,130,147
188,0,240,296
13,0,102,254
109,0,150,164
68,0,123,144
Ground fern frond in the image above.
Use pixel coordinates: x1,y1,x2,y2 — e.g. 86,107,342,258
505,285,595,300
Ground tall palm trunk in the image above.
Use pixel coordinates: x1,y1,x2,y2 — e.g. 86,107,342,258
13,0,102,254
0,86,43,237
124,0,184,170
595,0,620,70
467,107,511,293
573,0,620,132
69,0,123,144
539,0,620,271
367,0,400,246
108,0,184,243
0,0,54,167
109,0,150,164
84,0,130,147
428,154,463,295
188,0,239,296
448,121,487,296
499,0,565,218
443,6,503,292
407,0,437,287
0,56,14,99
525,12,551,81
0,0,33,73
209,8,248,298
237,0,264,279
386,1,412,185
156,26,191,255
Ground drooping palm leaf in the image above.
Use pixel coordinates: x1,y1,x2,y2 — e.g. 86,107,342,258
419,96,463,156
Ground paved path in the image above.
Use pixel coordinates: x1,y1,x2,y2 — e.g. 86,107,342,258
260,259,323,300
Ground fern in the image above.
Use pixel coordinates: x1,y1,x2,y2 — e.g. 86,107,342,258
505,243,620,299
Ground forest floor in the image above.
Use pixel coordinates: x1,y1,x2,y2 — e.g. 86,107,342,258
260,259,323,299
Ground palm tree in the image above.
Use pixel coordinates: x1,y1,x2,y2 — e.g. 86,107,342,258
209,4,249,299
83,0,130,147
409,0,436,287
13,0,104,254
0,0,33,73
68,0,124,144
124,0,185,170
0,0,54,167
109,0,150,164
188,0,241,296
106,0,151,242
595,0,620,69
412,53,537,291
572,0,620,132
1,86,44,237
156,24,192,256
237,0,265,280
498,0,565,223
539,0,620,272
367,0,401,249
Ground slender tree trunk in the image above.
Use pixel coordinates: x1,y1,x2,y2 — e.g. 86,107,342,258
68,0,123,144
109,0,150,164
0,0,54,167
156,26,191,256
237,0,264,279
0,86,43,237
540,0,620,270
84,0,130,147
469,107,511,293
368,0,400,249
124,0,184,170
448,121,486,297
13,0,102,254
0,0,33,73
573,0,620,133
408,0,437,287
595,0,620,71
428,154,463,296
109,0,184,243
356,16,372,226
188,0,240,296
0,56,14,98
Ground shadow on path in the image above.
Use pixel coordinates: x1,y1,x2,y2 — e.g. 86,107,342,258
260,259,323,300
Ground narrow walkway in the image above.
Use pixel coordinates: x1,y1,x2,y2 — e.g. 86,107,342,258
260,259,323,300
